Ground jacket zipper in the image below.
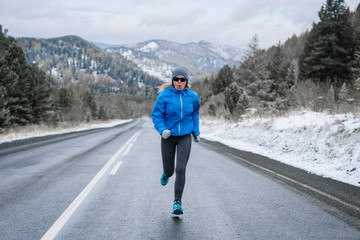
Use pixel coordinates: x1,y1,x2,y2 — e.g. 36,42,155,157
179,92,183,136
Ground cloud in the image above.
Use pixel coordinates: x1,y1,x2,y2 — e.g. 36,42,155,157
1,0,359,49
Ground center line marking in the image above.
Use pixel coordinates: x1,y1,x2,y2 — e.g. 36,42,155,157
123,143,133,156
41,129,141,240
109,161,122,175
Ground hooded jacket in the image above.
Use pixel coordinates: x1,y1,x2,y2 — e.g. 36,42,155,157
151,86,200,137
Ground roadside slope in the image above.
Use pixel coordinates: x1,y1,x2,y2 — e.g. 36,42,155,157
200,111,360,187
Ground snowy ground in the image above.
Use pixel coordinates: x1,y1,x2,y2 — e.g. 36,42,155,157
0,119,132,143
200,110,360,187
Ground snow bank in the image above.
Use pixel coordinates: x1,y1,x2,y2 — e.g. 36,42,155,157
200,111,360,186
0,119,132,144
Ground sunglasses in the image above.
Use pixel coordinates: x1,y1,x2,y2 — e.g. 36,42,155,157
173,77,187,82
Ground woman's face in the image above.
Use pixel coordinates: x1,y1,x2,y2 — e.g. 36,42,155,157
173,75,187,91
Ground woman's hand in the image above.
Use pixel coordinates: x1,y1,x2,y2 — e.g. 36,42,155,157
162,130,171,139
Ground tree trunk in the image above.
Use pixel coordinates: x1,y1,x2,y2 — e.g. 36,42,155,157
333,79,343,103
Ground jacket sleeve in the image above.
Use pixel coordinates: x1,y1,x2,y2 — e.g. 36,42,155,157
191,93,200,136
151,94,167,135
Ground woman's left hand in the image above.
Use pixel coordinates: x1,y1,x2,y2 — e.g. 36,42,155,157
194,135,200,142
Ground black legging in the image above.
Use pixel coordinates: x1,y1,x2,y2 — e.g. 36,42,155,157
161,134,192,201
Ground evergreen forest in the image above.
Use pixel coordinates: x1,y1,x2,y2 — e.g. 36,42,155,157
0,28,162,130
193,0,360,120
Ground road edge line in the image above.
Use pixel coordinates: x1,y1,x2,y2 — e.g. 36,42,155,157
228,153,360,213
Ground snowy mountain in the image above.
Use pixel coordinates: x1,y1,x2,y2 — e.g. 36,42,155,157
17,36,163,93
103,40,245,81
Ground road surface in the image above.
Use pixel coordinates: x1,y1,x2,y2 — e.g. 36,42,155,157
0,118,359,239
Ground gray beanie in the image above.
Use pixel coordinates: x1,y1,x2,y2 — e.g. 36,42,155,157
172,67,189,80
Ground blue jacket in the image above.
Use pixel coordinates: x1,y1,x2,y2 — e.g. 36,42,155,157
152,87,200,137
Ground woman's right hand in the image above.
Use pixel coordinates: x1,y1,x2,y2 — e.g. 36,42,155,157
162,130,171,139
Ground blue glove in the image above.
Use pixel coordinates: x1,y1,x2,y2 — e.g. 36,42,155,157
194,135,200,142
162,129,171,139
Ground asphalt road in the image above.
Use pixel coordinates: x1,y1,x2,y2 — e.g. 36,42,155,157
0,118,359,240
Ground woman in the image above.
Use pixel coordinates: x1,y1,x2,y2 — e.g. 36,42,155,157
151,67,200,216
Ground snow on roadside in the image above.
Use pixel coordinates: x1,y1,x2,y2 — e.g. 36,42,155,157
0,119,132,144
200,111,360,187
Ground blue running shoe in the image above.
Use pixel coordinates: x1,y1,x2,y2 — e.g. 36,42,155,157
160,173,169,186
172,200,183,216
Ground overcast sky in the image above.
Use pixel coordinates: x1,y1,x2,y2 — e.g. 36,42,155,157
0,0,359,49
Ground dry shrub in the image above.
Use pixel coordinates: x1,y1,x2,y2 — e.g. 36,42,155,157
288,80,360,115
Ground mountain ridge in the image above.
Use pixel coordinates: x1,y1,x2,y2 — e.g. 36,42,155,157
17,35,162,96
17,34,245,94
102,39,245,81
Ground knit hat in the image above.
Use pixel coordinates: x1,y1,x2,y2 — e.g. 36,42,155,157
172,67,189,80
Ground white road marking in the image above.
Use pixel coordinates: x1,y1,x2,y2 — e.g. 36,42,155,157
109,161,122,175
228,153,360,213
111,128,142,172
123,143,133,156
132,130,141,142
41,129,142,240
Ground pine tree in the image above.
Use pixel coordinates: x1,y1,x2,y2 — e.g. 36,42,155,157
27,65,54,123
224,82,249,119
353,4,360,35
225,82,241,115
0,86,10,128
299,0,356,102
212,65,233,95
55,86,74,121
267,44,294,97
351,4,360,80
0,25,32,125
234,34,269,99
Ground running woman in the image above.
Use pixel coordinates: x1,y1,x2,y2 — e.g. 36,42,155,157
151,67,200,216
